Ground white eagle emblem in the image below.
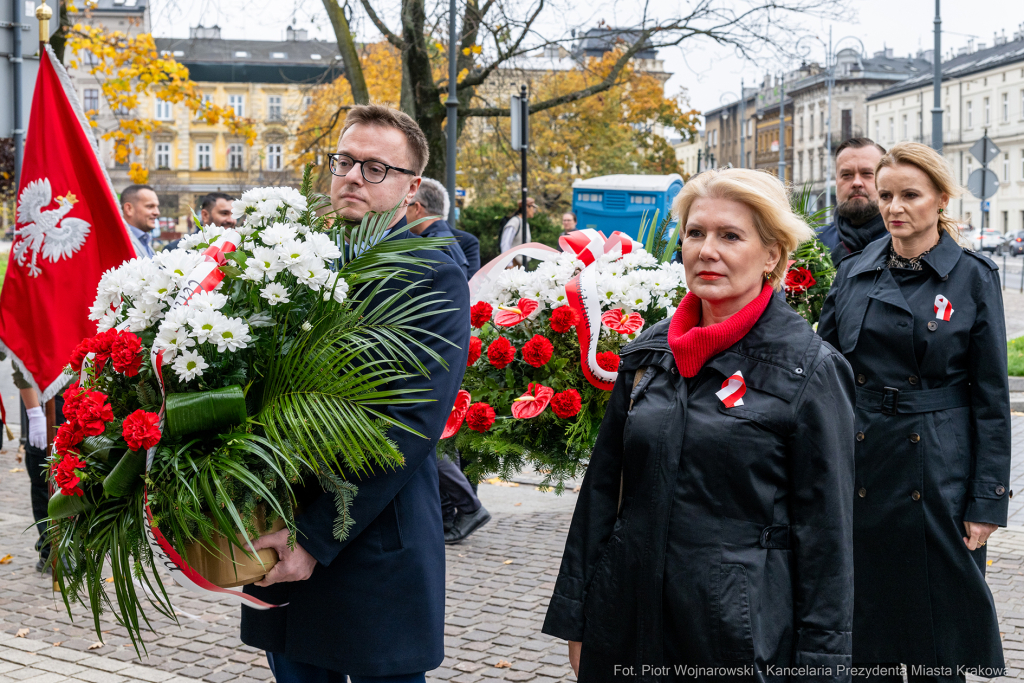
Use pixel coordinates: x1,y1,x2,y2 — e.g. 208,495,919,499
14,178,91,277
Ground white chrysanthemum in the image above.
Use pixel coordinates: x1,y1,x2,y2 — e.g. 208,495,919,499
322,273,349,304
214,318,252,353
95,309,120,333
622,287,652,311
163,305,191,328
188,309,228,344
295,263,331,290
118,259,159,299
248,246,284,277
142,270,175,305
172,350,208,382
543,287,569,307
156,249,203,281
277,238,314,268
305,232,342,260
260,223,298,247
260,282,290,305
177,232,207,250
189,290,229,312
301,321,312,332
153,323,196,358
126,301,163,332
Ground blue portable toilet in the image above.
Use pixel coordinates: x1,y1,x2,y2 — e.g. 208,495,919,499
571,174,684,241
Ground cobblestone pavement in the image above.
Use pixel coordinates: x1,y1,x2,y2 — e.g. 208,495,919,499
10,421,1024,683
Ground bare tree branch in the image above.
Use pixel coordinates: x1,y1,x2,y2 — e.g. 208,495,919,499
359,0,405,49
449,0,545,92
322,0,371,104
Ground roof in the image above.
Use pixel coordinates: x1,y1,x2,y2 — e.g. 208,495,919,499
154,37,342,84
868,38,1024,101
573,174,683,192
574,28,658,61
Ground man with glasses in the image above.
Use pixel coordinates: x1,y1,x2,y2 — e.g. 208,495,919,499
242,104,470,683
500,197,537,266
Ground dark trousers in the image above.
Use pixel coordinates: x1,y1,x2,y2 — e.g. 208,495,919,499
437,455,480,515
856,664,965,683
266,652,426,683
22,394,65,558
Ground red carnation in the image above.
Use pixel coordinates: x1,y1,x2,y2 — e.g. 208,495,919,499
122,409,162,452
465,402,496,432
467,336,482,366
75,390,115,437
487,337,517,369
470,301,493,329
61,382,85,423
551,389,583,419
54,421,86,455
597,351,620,373
89,328,119,371
111,330,144,377
522,335,554,368
784,267,817,293
53,453,87,498
69,338,91,372
549,306,578,334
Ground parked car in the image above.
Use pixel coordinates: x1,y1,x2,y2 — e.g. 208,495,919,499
1005,231,1024,256
971,230,1007,253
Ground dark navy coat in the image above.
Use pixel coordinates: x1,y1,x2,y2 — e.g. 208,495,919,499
240,222,471,676
420,219,469,279
451,227,481,279
818,232,1010,668
543,295,856,681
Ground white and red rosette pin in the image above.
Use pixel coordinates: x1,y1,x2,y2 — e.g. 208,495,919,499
716,371,747,408
934,294,953,321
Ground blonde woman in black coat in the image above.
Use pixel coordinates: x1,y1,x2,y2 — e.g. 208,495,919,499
818,142,1010,681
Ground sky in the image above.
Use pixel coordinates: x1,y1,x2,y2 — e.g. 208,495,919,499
149,0,1024,123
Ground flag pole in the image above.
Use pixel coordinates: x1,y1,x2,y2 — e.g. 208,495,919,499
36,1,51,49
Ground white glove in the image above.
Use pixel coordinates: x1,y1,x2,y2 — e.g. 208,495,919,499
26,406,46,450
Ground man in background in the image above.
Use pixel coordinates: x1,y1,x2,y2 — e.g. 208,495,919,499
119,184,160,258
561,212,577,234
816,138,887,265
405,179,470,278
165,192,236,251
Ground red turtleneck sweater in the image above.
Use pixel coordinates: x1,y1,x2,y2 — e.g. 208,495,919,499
667,282,773,378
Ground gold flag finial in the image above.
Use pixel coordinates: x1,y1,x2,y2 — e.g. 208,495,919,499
36,2,53,44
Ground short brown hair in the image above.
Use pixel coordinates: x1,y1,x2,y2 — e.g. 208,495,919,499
339,104,429,175
834,137,886,158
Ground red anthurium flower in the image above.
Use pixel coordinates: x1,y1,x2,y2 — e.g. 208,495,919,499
511,383,555,419
442,390,472,439
494,298,539,327
601,308,645,335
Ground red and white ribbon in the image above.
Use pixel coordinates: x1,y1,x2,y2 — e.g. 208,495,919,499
565,268,616,391
934,294,953,321
716,371,747,408
141,231,282,610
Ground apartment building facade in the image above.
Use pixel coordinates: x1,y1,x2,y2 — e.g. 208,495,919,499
866,30,1024,232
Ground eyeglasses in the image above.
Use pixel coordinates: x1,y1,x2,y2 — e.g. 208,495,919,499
328,153,417,184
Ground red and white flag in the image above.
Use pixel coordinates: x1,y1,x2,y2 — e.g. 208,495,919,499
934,295,954,322
0,46,137,401
716,371,747,408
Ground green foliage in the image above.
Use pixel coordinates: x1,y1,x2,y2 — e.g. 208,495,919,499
786,184,836,325
1008,336,1024,376
457,201,561,264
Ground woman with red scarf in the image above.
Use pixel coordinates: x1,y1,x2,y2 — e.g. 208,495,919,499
542,168,857,682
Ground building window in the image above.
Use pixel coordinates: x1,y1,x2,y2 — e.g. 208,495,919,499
266,144,283,171
155,99,172,121
268,95,283,121
809,114,814,139
916,111,923,139
967,101,973,128
197,143,212,170
1003,92,1010,122
984,97,990,125
874,120,880,139
229,144,244,171
819,111,824,137
303,95,313,109
1003,211,1009,231
799,116,804,141
902,114,908,139
156,143,171,169
83,88,100,112
1004,152,1011,183
229,94,245,117
888,117,894,141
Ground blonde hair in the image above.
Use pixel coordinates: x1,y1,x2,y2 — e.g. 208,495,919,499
876,142,964,244
671,168,814,291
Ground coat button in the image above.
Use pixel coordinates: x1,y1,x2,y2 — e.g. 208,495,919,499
909,433,921,443
856,374,866,385
670,366,678,375
912,490,922,501
856,432,865,442
941,274,949,281
908,376,918,385
996,485,1006,496
927,321,938,331
858,487,867,498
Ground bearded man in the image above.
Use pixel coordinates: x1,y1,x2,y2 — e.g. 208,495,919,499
817,137,888,265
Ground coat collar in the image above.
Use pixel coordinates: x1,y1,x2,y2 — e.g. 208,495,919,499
845,232,962,280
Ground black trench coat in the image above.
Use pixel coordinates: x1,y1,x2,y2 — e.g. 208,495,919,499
817,233,1010,669
542,295,856,682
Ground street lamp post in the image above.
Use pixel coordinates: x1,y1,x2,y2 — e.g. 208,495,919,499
740,78,746,169
931,0,943,152
720,91,740,168
778,74,786,182
445,0,459,225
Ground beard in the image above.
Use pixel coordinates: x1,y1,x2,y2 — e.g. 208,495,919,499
836,196,880,226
